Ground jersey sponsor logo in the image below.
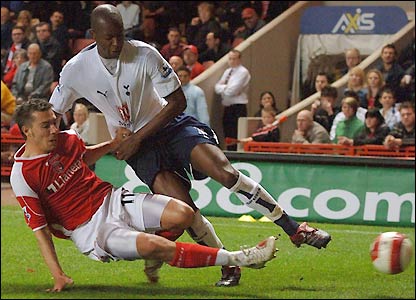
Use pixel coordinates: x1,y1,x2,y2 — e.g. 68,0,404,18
159,63,172,78
331,8,375,34
46,158,83,193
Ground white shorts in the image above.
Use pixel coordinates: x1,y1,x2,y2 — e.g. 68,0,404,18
70,187,170,261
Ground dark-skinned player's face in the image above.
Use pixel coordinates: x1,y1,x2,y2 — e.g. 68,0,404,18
92,18,124,59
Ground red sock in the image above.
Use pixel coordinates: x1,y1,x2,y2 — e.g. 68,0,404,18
168,242,219,268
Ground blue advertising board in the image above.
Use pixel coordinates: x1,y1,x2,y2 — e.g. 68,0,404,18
301,6,408,34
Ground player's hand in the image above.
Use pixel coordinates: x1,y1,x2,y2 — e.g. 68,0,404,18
111,127,132,151
113,130,141,160
46,274,74,292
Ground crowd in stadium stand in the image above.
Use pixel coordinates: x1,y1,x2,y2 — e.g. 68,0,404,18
1,1,414,157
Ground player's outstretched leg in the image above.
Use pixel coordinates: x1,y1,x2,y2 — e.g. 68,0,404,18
189,144,331,250
229,171,331,249
167,236,278,269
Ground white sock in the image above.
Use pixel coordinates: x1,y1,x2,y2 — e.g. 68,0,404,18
215,249,230,266
230,171,283,222
186,210,224,248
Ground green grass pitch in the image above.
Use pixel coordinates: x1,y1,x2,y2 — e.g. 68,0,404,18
1,205,414,299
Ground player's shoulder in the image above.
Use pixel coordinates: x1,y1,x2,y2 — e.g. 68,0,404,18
124,39,160,56
62,43,97,72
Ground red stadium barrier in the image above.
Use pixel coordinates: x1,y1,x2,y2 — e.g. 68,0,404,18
243,142,415,159
1,133,25,176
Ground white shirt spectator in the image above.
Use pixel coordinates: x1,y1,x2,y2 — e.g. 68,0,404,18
380,106,401,130
214,64,250,107
116,2,140,30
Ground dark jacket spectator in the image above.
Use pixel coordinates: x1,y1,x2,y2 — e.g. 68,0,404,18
186,2,222,54
353,109,390,145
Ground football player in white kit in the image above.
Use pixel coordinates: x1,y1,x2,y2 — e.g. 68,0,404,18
49,4,331,287
10,99,277,292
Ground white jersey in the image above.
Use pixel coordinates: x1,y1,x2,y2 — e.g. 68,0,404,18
50,40,181,138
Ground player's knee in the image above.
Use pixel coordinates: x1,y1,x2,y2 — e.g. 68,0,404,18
167,200,195,230
96,223,140,260
177,202,195,229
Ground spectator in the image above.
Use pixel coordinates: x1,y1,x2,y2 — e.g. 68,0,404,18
116,1,141,39
177,65,210,126
183,45,205,80
215,2,246,40
168,55,184,73
185,1,222,54
330,91,367,141
254,91,279,117
233,7,265,47
338,48,361,79
311,85,340,133
400,64,415,104
397,33,415,72
375,44,406,103
302,71,333,99
384,101,415,149
256,1,292,23
215,49,251,151
1,6,14,53
16,9,37,42
2,48,28,88
70,102,91,145
239,107,280,143
363,68,384,109
70,102,94,170
347,108,390,146
140,2,172,46
159,27,187,61
199,31,231,66
2,26,30,79
334,97,365,145
291,109,330,144
11,43,54,104
379,87,401,130
343,66,367,108
314,71,331,94
49,10,71,61
35,21,64,81
1,80,16,127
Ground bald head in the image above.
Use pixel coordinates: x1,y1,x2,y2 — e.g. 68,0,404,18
91,4,123,31
296,110,314,131
90,4,124,59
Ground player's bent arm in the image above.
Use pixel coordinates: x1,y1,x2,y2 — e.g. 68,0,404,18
34,227,73,292
135,87,186,140
84,135,125,166
114,88,187,160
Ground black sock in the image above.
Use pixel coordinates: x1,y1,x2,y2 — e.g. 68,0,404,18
274,212,299,236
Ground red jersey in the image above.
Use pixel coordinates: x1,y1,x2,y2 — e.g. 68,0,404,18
10,130,112,239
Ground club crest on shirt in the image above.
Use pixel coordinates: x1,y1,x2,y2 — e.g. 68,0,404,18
159,63,172,78
117,103,131,124
46,154,64,174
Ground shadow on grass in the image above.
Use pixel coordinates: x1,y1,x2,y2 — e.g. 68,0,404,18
1,283,281,299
